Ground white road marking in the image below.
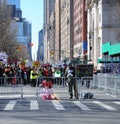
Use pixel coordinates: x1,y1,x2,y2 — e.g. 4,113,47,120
4,100,17,110
93,101,117,111
30,100,39,110
114,101,120,105
73,101,91,110
52,101,65,110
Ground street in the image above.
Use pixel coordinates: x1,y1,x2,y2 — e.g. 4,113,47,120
0,110,120,124
0,85,120,124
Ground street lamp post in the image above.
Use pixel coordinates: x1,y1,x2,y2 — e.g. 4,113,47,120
78,50,81,64
89,33,92,61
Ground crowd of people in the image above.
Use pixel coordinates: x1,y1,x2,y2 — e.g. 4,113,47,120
0,62,78,100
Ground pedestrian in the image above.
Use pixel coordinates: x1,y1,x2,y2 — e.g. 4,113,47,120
61,64,68,86
54,66,62,85
66,62,78,99
37,67,44,87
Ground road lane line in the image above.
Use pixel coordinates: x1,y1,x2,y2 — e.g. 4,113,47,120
30,100,39,110
114,101,120,105
52,101,65,110
73,101,91,110
93,101,117,111
4,100,17,110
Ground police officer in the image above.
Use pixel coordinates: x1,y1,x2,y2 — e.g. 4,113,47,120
66,62,78,99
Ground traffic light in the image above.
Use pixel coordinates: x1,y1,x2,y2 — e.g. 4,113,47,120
16,46,21,51
50,50,54,56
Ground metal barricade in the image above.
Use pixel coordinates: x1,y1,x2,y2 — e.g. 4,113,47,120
36,76,80,99
78,77,93,100
0,76,23,98
114,76,120,96
92,73,120,97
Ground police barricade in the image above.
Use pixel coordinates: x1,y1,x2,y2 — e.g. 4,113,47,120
93,74,120,97
114,76,120,97
0,76,23,98
78,77,93,100
36,76,80,100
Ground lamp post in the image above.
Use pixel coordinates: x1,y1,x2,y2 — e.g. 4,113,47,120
78,50,81,64
89,32,92,61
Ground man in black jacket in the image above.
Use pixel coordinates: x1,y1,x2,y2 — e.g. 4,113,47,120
66,62,78,99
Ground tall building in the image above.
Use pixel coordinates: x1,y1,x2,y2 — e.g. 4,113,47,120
43,0,55,62
6,0,32,60
7,0,22,18
15,18,32,61
60,0,74,61
7,0,20,9
73,0,87,61
37,29,44,62
55,0,61,63
86,0,120,66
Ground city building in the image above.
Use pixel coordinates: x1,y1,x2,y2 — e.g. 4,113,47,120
48,11,55,64
7,0,22,18
37,29,44,62
43,0,55,63
54,0,61,63
86,0,120,67
73,0,87,62
7,0,32,61
7,0,20,9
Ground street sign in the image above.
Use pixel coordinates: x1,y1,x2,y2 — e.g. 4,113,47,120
75,64,94,78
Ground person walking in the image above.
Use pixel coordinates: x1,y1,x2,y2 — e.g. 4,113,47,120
66,62,78,99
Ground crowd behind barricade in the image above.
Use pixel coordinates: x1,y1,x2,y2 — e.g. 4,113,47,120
0,63,68,86
93,63,120,75
0,62,79,99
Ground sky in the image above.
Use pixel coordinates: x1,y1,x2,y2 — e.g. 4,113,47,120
20,0,43,60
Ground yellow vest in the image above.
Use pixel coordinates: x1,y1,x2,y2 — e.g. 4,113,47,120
30,70,38,79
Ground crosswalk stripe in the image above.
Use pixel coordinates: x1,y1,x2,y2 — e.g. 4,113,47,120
52,101,65,110
30,100,39,110
114,101,120,105
2,99,120,111
93,101,117,111
73,101,91,110
4,100,17,110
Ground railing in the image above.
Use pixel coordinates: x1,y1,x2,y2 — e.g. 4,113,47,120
0,74,119,99
0,76,23,98
93,73,120,97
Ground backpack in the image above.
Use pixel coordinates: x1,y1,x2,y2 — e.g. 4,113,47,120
84,92,94,99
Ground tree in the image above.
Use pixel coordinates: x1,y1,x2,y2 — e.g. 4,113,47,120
0,1,17,54
0,0,30,63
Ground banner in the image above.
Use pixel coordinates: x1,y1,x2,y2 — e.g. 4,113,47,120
33,61,40,67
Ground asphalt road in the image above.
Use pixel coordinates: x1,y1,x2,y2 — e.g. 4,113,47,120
0,106,120,124
0,85,120,124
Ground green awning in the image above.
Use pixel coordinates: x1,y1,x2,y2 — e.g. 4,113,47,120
109,43,120,56
102,42,120,56
102,42,111,54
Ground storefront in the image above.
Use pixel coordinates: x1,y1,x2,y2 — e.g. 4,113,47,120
98,42,120,74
